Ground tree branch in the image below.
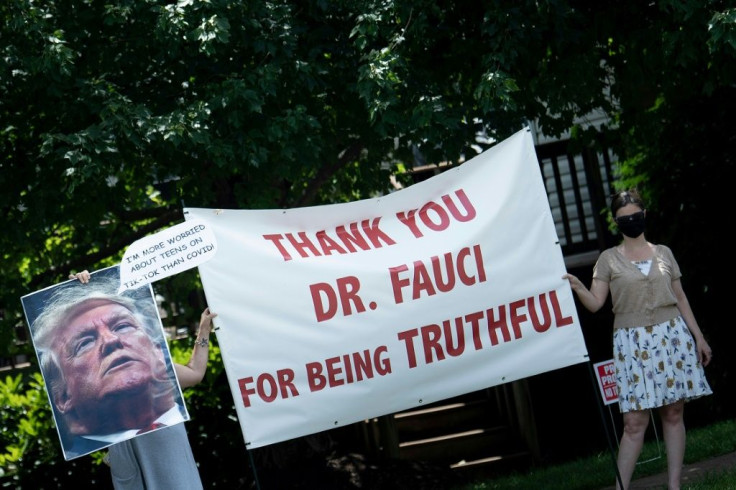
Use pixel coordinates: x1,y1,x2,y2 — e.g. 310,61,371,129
30,207,185,289
295,142,365,207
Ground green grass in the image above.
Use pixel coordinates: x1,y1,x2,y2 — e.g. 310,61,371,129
458,418,736,490
684,468,736,490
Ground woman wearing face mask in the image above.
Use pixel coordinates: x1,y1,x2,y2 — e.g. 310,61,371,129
563,189,712,490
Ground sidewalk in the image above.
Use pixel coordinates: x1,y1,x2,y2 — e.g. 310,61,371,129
600,451,736,489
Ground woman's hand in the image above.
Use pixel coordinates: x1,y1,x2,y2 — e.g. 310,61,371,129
198,307,218,336
698,338,713,367
176,307,218,388
562,273,585,293
68,270,91,283
562,273,609,313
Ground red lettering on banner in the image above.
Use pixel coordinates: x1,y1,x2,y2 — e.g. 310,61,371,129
528,291,574,332
315,230,347,255
397,329,420,368
396,189,477,238
262,190,475,261
420,201,451,232
335,222,370,252
397,289,574,367
466,311,485,349
286,232,322,259
421,324,444,362
237,369,299,407
396,209,421,238
487,305,516,345
262,234,291,261
550,290,574,327
415,317,468,364
509,299,527,340
309,276,366,322
441,190,476,221
263,218,396,261
306,346,392,391
443,317,465,356
389,244,486,303
361,218,397,248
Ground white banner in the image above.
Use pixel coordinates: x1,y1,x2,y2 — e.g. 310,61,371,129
185,128,588,449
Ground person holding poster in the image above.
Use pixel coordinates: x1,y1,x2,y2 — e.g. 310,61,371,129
563,189,713,490
68,269,217,490
24,265,216,489
25,266,189,458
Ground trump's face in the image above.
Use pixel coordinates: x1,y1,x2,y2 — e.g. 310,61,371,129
51,299,166,414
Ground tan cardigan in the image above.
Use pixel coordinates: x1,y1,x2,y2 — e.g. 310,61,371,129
593,244,682,329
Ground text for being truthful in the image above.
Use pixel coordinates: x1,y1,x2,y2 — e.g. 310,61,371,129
234,187,576,409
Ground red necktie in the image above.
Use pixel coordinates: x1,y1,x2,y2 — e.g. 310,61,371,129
136,422,165,435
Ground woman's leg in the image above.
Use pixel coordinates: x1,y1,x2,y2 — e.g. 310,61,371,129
659,400,686,490
617,409,650,489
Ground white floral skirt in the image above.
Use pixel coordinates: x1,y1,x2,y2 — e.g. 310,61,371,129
613,315,713,413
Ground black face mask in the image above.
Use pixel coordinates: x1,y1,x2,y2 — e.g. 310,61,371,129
616,211,646,238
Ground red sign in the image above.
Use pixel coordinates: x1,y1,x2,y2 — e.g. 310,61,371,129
593,359,618,405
